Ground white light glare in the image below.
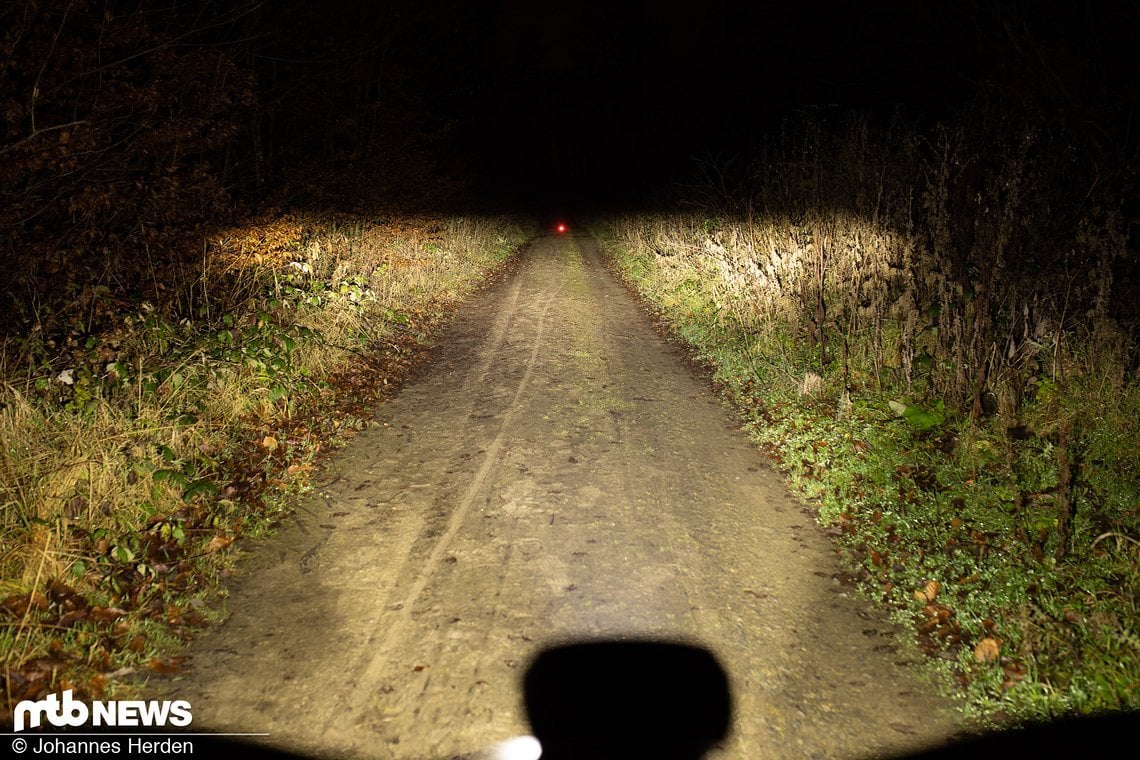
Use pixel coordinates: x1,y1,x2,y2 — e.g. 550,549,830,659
492,734,543,760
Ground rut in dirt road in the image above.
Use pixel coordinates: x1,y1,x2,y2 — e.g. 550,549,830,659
155,233,962,759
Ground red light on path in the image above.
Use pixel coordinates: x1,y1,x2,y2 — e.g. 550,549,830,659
556,223,567,234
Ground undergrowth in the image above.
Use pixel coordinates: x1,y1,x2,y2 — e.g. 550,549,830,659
598,218,1139,727
0,212,531,720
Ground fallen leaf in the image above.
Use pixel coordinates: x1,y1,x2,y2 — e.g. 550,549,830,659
920,603,954,623
974,637,1001,662
219,480,251,499
87,673,106,699
147,656,186,674
88,606,127,622
919,617,941,633
261,435,278,451
2,592,49,617
57,610,87,627
203,535,233,554
923,580,941,602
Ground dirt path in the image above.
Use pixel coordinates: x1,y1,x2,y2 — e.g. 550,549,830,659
153,233,963,759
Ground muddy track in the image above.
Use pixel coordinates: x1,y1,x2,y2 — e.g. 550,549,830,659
153,233,962,758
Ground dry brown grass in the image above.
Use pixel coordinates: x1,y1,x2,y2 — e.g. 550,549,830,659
0,211,532,710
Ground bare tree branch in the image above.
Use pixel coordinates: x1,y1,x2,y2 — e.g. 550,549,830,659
0,120,88,156
30,0,75,133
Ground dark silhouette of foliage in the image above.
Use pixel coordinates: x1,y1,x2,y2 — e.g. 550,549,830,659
1,1,259,343
0,0,468,359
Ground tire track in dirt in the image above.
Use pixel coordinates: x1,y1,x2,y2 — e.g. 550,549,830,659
153,233,964,759
328,266,564,741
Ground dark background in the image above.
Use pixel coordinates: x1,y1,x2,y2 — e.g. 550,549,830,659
2,0,1137,326
144,0,1132,215
457,0,982,211
5,0,1136,213
414,0,1135,213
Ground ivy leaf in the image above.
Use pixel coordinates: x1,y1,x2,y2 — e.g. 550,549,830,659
182,478,218,502
902,404,945,431
153,469,188,488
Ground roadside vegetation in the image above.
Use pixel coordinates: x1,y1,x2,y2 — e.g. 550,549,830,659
0,211,530,718
1,1,534,719
596,94,1138,726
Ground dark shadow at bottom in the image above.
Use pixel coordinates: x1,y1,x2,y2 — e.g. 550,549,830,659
523,640,732,760
29,638,1137,759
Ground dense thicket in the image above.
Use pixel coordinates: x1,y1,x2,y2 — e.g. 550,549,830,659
670,1,1139,417
3,2,243,339
0,0,475,356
